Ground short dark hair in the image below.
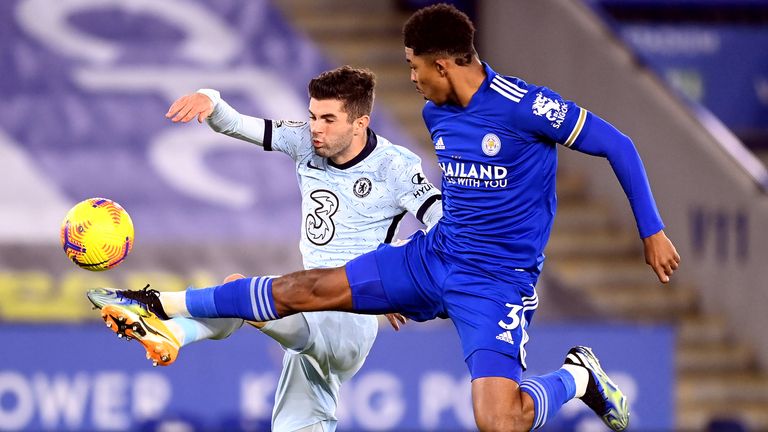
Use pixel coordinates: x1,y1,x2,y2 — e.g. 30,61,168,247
403,3,476,65
308,66,375,121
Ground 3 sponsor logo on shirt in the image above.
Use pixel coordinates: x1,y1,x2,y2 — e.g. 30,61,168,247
306,189,338,245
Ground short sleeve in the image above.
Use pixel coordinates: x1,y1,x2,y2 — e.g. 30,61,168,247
266,120,314,161
388,149,441,223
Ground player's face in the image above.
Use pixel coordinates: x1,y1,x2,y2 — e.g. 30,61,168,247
405,47,452,105
308,98,355,160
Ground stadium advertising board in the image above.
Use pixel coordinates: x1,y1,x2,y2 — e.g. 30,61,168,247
0,324,673,431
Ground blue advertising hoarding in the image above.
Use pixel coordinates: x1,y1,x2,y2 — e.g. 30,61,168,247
618,25,768,136
0,323,673,431
587,0,768,144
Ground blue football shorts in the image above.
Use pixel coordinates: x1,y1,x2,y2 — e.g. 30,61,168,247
345,229,540,382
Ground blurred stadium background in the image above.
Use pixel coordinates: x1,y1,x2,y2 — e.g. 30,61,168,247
1,0,767,430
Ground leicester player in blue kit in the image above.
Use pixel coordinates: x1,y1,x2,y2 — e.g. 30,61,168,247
91,4,681,431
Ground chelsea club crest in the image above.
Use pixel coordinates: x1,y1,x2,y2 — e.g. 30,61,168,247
482,133,501,156
353,177,372,198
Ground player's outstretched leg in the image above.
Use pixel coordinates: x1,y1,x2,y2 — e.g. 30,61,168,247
87,275,280,322
100,304,180,367
564,346,630,431
87,267,353,323
88,267,352,321
89,286,244,366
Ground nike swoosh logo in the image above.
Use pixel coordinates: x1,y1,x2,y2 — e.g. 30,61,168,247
139,315,171,340
307,161,322,170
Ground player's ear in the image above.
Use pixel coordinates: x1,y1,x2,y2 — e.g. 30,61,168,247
354,115,370,133
434,58,449,77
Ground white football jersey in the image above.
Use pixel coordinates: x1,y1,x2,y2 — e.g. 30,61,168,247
202,90,441,432
264,122,439,431
266,120,441,269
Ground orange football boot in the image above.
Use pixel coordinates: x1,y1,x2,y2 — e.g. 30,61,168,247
101,304,180,366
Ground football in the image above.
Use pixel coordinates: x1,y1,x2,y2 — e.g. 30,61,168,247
60,198,134,271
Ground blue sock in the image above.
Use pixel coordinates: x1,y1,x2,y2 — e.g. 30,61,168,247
520,368,577,430
185,276,278,321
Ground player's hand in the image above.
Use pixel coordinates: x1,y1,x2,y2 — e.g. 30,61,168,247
385,313,407,331
166,93,214,123
642,230,680,284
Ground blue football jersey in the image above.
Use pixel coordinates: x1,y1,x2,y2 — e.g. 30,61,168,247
425,63,589,274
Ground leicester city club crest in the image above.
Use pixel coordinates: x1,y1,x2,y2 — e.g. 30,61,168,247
482,133,501,156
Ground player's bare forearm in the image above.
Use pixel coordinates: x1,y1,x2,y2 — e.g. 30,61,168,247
642,230,680,283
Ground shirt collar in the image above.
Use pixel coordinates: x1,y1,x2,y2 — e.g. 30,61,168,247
482,61,498,82
478,62,502,96
328,128,378,170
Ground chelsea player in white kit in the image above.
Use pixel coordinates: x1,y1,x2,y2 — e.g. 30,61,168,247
88,66,441,432
90,5,682,432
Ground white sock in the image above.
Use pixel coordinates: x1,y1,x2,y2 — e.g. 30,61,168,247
159,291,190,317
562,364,589,398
